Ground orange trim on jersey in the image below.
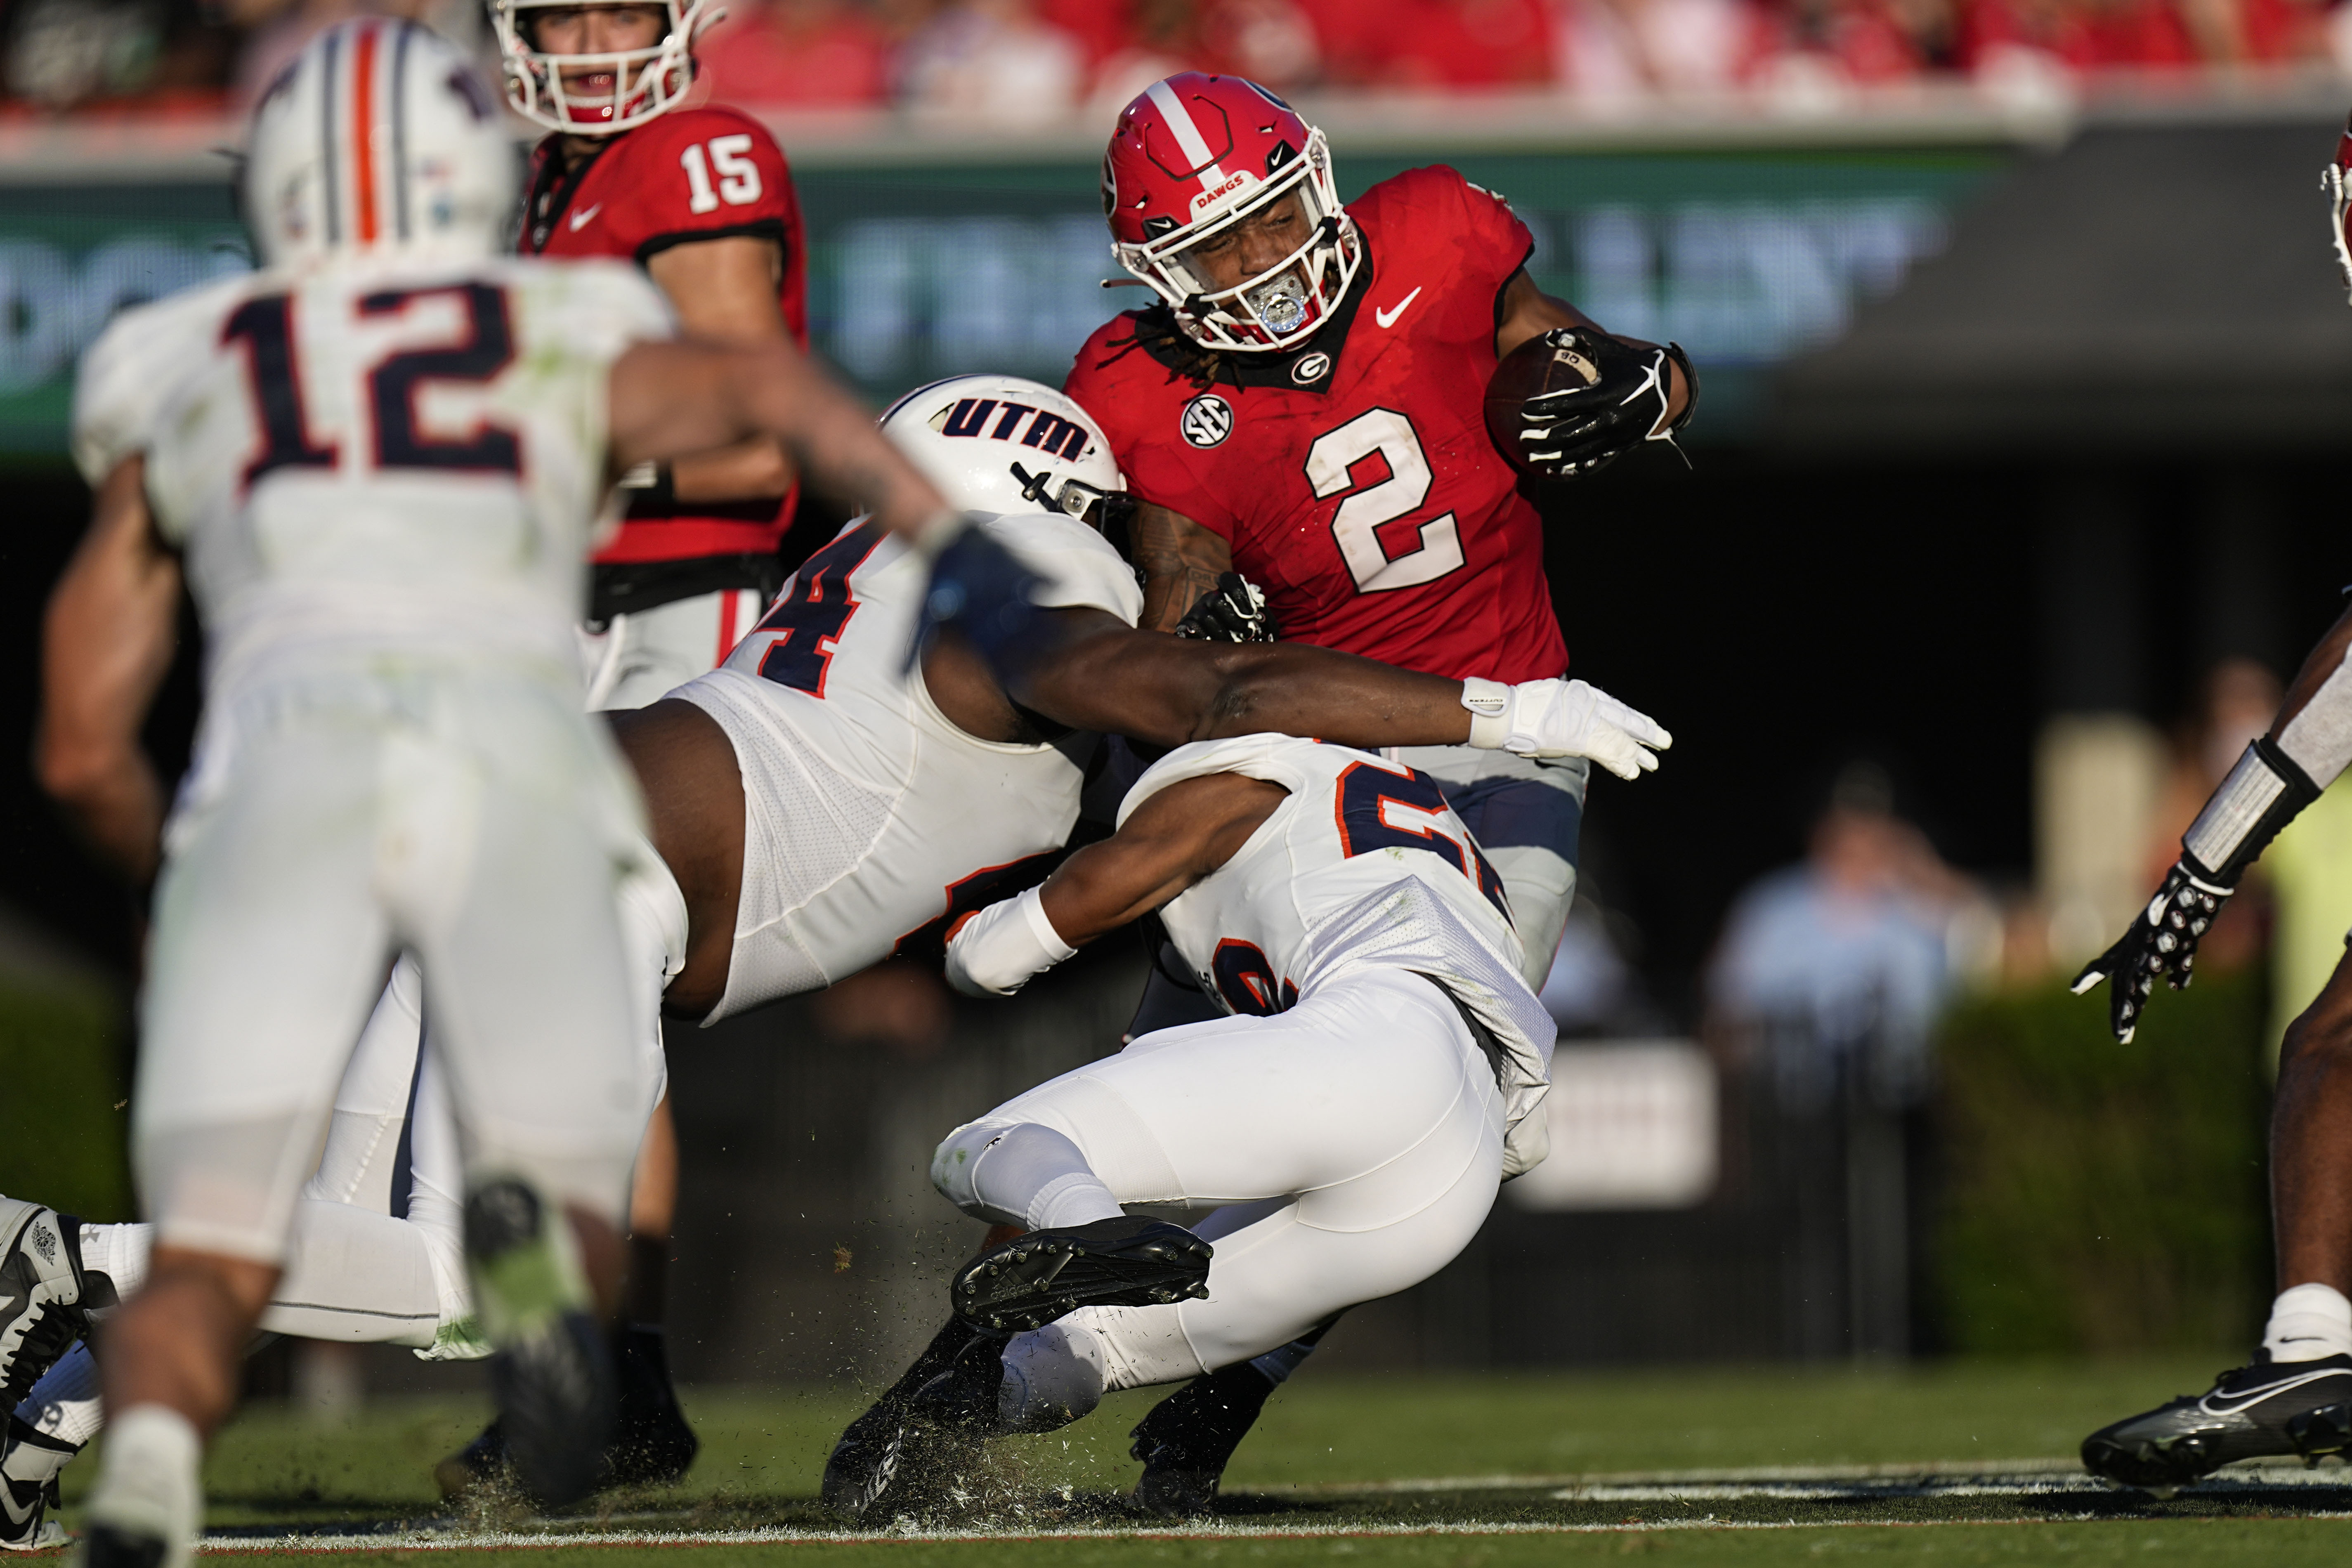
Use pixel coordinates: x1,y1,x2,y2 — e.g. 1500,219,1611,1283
716,588,742,666
352,24,380,244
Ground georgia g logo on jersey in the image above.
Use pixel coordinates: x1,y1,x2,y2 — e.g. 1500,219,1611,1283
1181,394,1233,449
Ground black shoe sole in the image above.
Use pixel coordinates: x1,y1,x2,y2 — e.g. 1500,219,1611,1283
491,1309,616,1509
2083,1400,2352,1488
951,1221,1211,1333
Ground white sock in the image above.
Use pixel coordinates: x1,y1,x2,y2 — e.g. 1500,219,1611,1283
14,1341,103,1447
1026,1173,1124,1231
77,1222,152,1308
85,1404,201,1567
998,1320,1108,1433
2262,1282,2352,1363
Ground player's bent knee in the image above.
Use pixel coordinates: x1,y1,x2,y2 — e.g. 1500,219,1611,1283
930,1119,1098,1226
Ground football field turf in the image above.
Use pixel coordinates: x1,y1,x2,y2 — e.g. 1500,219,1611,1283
50,1357,2352,1565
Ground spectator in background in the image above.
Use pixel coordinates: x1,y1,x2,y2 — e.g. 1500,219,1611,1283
897,0,1086,124
694,0,893,106
1310,0,1556,89
225,0,485,107
1551,0,1772,101
1089,0,1326,112
1710,761,1983,1108
2,0,234,111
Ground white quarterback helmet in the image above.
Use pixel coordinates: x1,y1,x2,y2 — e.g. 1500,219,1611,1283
491,0,715,136
244,19,516,269
880,375,1126,523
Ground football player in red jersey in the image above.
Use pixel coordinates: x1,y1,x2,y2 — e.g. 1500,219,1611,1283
497,0,808,708
437,0,810,1494
1063,72,1693,1515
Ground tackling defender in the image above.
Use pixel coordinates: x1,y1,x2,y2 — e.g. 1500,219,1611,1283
1062,71,1695,1511
23,20,982,1558
0,378,1665,1538
821,729,1562,1523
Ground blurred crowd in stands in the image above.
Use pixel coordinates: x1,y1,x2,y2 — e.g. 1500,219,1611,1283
6,0,2352,119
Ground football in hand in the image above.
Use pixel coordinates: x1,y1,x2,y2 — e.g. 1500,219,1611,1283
1483,332,1604,476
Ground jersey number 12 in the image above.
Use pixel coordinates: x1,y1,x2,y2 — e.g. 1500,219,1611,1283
224,283,521,491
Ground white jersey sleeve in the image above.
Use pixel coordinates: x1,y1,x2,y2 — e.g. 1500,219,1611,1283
71,276,246,494
977,511,1144,626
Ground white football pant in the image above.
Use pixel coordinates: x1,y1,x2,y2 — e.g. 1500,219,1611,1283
135,673,650,1266
577,587,766,712
933,968,1505,1425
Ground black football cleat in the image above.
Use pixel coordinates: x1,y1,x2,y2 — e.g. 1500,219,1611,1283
437,1327,700,1500
0,1199,106,1412
433,1418,510,1502
1129,1360,1279,1516
821,1319,1008,1525
2082,1353,2352,1488
80,1522,172,1568
605,1325,699,1487
950,1218,1211,1334
464,1180,617,1510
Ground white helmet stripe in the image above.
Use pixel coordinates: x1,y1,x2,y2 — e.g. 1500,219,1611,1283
390,21,412,241
319,24,342,244
1144,78,1229,194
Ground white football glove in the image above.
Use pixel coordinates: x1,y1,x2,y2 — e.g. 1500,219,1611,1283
1462,677,1672,780
943,885,1076,997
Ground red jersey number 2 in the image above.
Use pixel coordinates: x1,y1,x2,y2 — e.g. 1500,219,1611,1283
1305,408,1466,594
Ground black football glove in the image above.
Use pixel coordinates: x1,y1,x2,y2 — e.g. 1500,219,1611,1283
1516,328,1694,481
2069,861,2232,1044
906,516,1055,678
1174,572,1278,644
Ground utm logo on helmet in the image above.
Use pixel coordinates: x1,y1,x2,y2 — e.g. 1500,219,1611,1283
1103,73,1363,354
491,0,714,135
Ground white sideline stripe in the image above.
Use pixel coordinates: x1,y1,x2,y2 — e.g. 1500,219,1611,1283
1264,1456,2352,1495
191,1514,2352,1553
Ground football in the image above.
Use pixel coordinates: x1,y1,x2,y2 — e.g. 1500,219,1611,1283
1483,331,1604,475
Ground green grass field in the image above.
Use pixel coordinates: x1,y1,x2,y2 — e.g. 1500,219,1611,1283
40,1355,2352,1565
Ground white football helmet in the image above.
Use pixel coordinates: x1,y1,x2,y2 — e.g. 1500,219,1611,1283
244,19,515,268
880,375,1126,523
491,0,713,136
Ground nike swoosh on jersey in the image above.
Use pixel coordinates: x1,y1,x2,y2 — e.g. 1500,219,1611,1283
1375,287,1423,329
568,203,603,232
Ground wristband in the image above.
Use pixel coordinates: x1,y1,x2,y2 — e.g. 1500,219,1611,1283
616,460,674,508
944,885,1077,997
2181,737,2321,888
1462,678,1511,750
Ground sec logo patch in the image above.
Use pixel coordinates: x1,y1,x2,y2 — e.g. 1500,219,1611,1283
1181,394,1233,449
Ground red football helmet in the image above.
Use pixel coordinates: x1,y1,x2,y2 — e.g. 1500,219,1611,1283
1102,72,1362,354
2328,114,2352,300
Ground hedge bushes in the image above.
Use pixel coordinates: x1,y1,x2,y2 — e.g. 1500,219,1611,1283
1935,971,2270,1355
0,976,132,1223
